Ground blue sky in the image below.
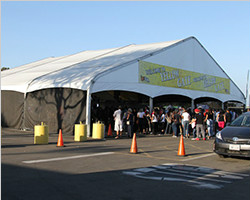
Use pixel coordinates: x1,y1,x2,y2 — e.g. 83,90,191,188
1,1,250,95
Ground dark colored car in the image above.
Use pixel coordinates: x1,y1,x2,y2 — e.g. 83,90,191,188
214,111,250,158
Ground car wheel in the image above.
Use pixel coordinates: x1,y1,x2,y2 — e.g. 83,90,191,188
218,154,228,158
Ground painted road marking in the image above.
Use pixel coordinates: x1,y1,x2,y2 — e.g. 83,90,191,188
22,152,114,164
153,170,231,183
122,164,249,189
160,168,244,180
181,153,216,161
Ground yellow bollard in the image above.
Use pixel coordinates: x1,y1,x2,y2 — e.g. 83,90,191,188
34,122,49,144
92,121,105,139
74,121,87,142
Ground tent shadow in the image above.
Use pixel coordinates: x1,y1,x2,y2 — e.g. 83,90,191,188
1,144,38,148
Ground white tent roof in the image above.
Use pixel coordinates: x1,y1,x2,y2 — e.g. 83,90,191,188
1,37,245,103
1,39,180,93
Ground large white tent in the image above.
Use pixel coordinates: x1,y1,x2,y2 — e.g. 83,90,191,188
1,36,245,135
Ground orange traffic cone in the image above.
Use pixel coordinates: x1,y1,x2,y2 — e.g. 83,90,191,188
57,129,65,147
177,135,186,156
107,124,113,136
130,133,138,154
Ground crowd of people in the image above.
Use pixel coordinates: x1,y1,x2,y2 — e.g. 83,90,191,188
111,105,241,140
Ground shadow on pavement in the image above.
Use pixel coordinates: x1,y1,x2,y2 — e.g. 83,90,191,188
2,163,250,200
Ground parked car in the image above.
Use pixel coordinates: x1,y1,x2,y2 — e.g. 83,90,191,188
214,111,250,158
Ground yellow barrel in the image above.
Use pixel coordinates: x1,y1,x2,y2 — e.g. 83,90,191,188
92,122,104,139
34,122,49,144
74,122,87,142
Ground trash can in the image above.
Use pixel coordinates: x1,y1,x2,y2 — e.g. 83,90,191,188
34,122,49,144
92,121,105,139
74,122,87,142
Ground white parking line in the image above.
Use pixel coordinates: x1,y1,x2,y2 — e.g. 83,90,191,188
181,153,216,161
22,152,114,164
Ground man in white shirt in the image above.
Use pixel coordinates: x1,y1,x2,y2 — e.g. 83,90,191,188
113,106,123,139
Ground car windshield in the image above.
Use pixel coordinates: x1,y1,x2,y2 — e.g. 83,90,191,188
230,114,250,127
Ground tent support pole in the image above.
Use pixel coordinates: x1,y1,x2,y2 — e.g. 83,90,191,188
149,97,153,114
191,99,195,110
222,102,224,110
86,88,91,137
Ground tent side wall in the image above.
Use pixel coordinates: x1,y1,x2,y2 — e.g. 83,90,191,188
1,90,24,128
24,88,86,134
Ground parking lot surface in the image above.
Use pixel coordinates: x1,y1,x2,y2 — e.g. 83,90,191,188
2,128,250,200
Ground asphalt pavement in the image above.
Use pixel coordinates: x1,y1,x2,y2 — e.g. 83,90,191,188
1,128,250,200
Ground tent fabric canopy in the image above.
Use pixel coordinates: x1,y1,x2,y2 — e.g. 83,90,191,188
1,39,181,94
1,37,245,104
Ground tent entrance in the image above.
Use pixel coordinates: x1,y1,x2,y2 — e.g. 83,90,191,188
154,95,192,109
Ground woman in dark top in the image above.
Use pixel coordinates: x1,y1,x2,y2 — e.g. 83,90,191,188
216,110,225,131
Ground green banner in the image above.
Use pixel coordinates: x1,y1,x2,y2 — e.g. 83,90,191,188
139,61,230,94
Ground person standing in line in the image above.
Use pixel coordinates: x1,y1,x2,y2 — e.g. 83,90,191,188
181,108,191,138
194,108,206,140
225,109,232,127
120,107,127,136
132,108,138,134
113,106,123,139
145,111,152,134
172,110,181,138
204,108,214,139
191,109,199,140
215,109,220,133
212,109,216,134
165,110,173,135
137,108,146,135
151,109,158,135
231,109,236,121
159,110,166,135
216,110,225,131
126,108,134,138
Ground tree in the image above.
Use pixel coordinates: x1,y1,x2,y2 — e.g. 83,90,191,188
1,67,10,71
